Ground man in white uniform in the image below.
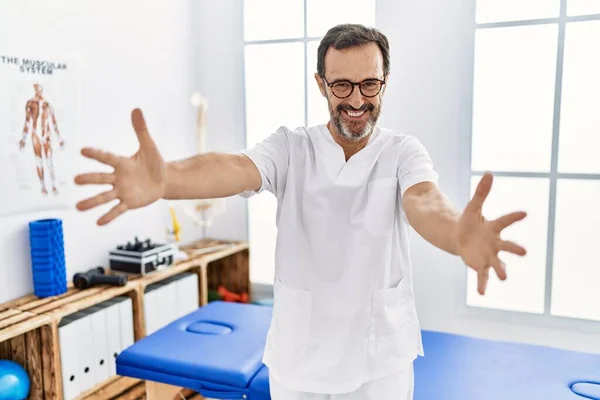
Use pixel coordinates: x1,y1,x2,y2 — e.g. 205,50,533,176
74,24,527,399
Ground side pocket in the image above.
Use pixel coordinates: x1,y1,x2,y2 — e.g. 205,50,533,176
365,178,398,237
369,278,418,360
272,279,312,367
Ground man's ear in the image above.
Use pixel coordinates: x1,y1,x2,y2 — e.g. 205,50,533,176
315,73,326,97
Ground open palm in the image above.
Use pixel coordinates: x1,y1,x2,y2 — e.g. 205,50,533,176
74,109,167,225
457,173,527,295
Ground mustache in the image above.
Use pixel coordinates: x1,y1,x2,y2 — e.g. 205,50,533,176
337,103,374,113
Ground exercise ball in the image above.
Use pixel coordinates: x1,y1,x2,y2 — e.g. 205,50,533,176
0,360,30,400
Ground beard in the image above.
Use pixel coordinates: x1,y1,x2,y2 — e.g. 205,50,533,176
328,98,381,142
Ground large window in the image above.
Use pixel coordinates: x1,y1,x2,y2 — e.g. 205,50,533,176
243,0,376,284
467,0,600,323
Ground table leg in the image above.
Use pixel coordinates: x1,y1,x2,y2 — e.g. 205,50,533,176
200,265,208,306
145,380,183,400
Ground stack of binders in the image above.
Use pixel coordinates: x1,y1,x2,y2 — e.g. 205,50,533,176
144,272,199,335
28,218,67,297
58,296,135,400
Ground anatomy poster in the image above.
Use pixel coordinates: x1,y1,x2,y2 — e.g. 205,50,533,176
0,55,81,216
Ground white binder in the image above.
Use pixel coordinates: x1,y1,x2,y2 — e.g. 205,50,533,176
75,311,96,393
177,273,199,318
144,285,160,335
118,296,135,350
59,316,80,400
160,281,178,326
104,299,122,376
88,305,110,384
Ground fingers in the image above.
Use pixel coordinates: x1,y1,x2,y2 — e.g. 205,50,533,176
74,172,115,186
489,256,506,281
81,147,120,168
492,211,527,231
76,190,118,211
476,261,503,296
131,108,155,148
499,240,527,256
477,267,489,295
466,172,493,214
98,202,128,226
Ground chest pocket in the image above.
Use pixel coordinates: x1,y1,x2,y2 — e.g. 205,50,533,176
365,177,398,237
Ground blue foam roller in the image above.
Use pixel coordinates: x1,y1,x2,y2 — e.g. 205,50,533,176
34,280,65,289
29,218,62,229
29,239,64,251
33,278,65,290
33,277,66,288
28,218,67,298
29,242,64,252
30,227,63,235
32,277,66,297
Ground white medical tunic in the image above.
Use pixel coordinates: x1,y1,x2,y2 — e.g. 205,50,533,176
239,124,439,394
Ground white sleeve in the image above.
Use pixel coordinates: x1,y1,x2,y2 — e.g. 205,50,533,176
397,136,439,197
238,126,290,198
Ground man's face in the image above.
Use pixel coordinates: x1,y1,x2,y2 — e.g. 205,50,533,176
316,42,387,142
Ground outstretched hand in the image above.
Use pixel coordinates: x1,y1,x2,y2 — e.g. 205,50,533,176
457,173,527,295
74,109,167,225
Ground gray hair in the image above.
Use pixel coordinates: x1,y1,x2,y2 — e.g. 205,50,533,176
317,24,390,78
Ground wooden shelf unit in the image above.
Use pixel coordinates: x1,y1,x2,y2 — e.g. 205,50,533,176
0,239,249,400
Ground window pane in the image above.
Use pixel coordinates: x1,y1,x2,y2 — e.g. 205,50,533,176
471,25,558,172
466,176,549,314
306,0,376,38
244,43,305,146
307,40,331,126
557,21,600,174
476,0,560,24
244,0,304,41
244,43,304,287
550,180,600,321
567,0,600,16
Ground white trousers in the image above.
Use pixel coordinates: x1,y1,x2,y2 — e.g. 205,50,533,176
269,363,414,400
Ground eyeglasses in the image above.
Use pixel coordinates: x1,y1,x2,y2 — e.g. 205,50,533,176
321,76,386,99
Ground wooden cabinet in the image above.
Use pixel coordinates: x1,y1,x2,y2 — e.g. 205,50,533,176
0,239,249,400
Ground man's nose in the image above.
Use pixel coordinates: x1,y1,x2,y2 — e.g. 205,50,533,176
346,85,365,109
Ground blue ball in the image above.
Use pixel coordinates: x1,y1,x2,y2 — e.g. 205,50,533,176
0,360,30,400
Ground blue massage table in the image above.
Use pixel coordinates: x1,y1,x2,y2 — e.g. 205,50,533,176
117,301,600,399
414,331,600,400
117,301,271,399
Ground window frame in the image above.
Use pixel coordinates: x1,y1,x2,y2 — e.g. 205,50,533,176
241,1,322,285
460,0,600,332
243,1,324,129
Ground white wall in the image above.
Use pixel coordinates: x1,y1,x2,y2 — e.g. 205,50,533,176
0,0,200,303
377,0,600,354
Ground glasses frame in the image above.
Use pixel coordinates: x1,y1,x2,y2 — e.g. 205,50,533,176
321,75,386,99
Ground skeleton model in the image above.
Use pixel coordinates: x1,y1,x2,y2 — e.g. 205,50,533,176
19,83,65,195
184,93,225,237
